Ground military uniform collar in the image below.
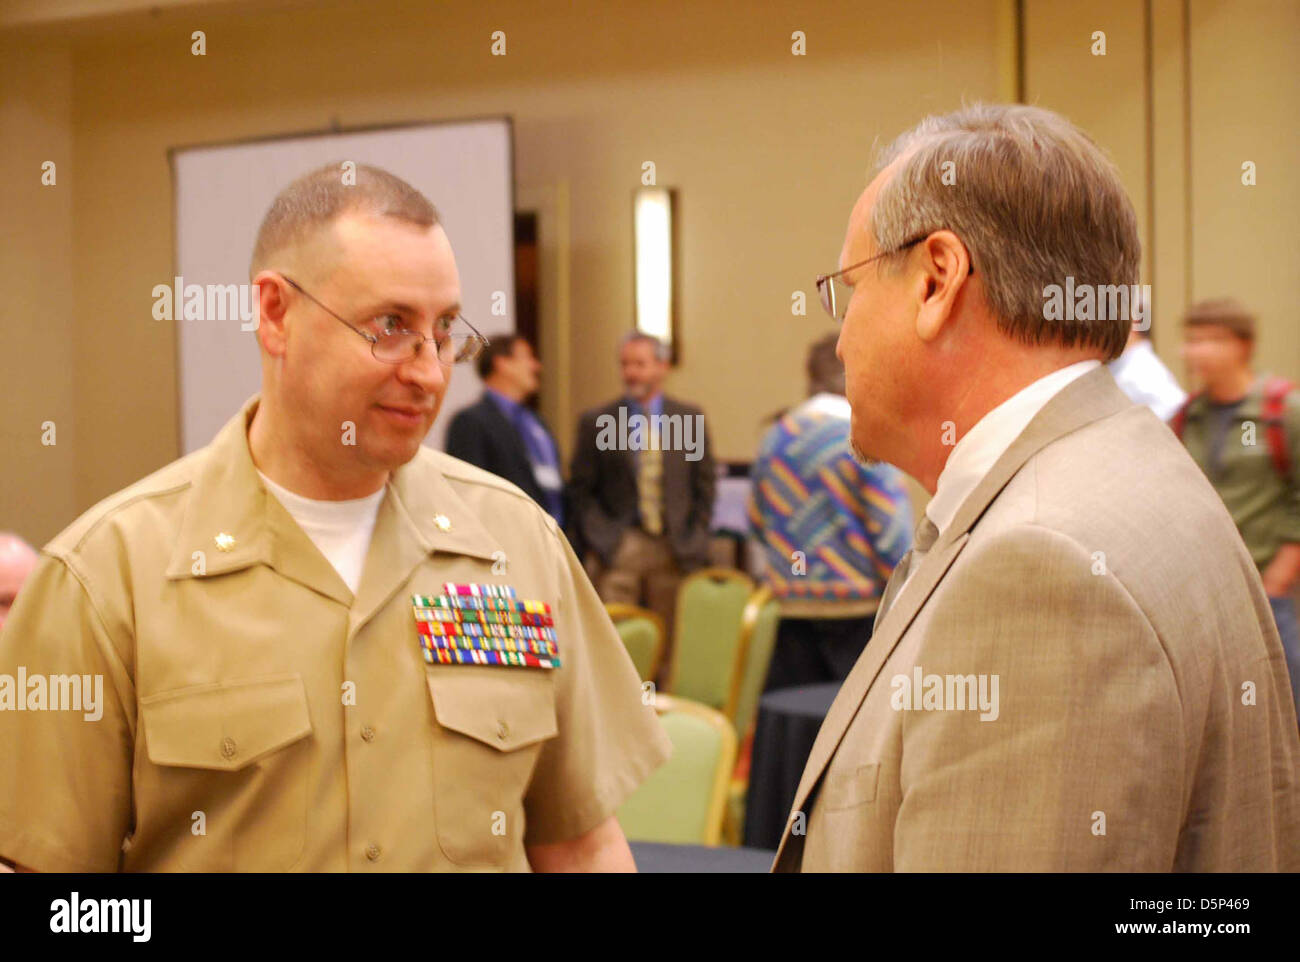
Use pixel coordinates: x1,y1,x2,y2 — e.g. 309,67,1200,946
167,397,501,609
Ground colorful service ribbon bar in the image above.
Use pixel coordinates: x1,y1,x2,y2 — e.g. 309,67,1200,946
412,605,553,628
412,593,552,616
442,582,517,599
419,632,559,659
416,619,557,643
422,646,559,669
412,585,561,670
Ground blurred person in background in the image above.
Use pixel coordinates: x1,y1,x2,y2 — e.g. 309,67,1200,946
1107,293,1186,422
568,333,714,677
1176,297,1300,719
749,335,913,690
446,334,565,525
0,534,39,633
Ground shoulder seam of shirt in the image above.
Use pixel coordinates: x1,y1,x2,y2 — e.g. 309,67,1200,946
35,552,138,732
50,480,193,556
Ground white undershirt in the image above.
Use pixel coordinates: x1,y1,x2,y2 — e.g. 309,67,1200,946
257,470,385,595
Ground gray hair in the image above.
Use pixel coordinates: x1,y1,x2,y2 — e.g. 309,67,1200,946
620,331,670,362
250,162,439,276
870,103,1140,361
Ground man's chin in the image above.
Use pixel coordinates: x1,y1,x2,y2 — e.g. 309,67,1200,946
848,437,882,467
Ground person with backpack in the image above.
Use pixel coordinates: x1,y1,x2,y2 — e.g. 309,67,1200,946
1176,297,1300,718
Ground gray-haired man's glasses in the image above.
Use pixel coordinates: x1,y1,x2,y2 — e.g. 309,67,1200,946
815,234,973,322
281,275,489,365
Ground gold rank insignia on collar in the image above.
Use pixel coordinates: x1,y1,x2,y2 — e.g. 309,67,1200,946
433,514,452,531
412,582,560,669
214,532,236,552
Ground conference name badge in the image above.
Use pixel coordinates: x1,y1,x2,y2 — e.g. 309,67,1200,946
412,583,561,669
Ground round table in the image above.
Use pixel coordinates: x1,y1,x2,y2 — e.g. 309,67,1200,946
742,681,841,850
629,841,774,873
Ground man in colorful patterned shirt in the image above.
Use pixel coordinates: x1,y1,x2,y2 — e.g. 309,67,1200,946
749,335,913,690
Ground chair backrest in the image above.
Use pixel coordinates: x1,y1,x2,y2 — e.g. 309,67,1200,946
617,694,737,845
604,602,665,683
668,568,755,710
724,586,781,738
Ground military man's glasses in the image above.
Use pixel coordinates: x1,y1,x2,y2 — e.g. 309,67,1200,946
280,275,489,365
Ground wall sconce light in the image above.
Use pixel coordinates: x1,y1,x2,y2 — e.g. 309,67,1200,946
633,186,677,362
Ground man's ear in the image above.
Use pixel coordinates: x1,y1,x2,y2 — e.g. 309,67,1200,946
913,230,971,343
252,270,291,357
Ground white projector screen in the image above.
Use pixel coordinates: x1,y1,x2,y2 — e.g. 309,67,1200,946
172,117,515,454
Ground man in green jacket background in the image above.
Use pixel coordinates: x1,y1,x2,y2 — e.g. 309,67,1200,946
1178,297,1300,719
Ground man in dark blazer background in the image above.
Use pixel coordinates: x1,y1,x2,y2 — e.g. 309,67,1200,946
569,333,715,672
445,334,566,525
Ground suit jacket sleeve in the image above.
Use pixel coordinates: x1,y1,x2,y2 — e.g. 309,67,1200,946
679,409,716,566
444,407,488,469
567,410,620,565
893,524,1184,871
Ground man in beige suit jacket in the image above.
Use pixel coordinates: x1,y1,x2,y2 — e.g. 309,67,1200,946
776,104,1300,872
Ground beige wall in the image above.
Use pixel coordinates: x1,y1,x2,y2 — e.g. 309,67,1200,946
1023,0,1299,383
0,35,78,546
1188,0,1299,382
2,0,1297,545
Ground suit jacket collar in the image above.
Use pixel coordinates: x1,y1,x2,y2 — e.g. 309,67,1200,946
773,365,1133,869
167,397,502,631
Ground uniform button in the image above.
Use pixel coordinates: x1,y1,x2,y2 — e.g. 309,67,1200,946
365,844,381,862
496,721,509,741
360,725,375,742
220,737,237,759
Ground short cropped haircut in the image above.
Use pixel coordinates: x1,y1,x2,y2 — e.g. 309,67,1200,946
870,103,1140,361
1184,297,1255,342
476,333,528,381
250,162,439,276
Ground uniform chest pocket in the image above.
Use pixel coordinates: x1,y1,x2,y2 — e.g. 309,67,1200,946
139,675,313,871
426,667,559,868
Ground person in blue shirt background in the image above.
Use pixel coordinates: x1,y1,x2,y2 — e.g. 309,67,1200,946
445,334,566,525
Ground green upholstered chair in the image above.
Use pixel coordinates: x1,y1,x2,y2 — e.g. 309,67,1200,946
724,586,782,737
666,568,755,710
604,602,666,683
617,694,737,845
719,586,782,844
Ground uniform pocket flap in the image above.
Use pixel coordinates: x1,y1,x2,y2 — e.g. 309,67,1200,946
141,675,312,771
426,668,558,752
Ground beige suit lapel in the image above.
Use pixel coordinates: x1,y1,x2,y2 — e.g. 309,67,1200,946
773,366,1133,869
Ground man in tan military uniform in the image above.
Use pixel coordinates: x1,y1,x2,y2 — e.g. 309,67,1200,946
0,163,669,872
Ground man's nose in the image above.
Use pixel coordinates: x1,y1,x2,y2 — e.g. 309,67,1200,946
395,345,448,393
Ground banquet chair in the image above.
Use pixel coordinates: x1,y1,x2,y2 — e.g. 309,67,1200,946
616,694,737,846
665,567,754,709
721,585,781,844
604,602,665,683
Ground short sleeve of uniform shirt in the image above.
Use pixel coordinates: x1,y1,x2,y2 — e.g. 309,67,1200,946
522,517,672,844
0,552,136,872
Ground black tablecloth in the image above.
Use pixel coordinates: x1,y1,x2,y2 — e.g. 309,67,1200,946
629,841,774,873
742,681,841,850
